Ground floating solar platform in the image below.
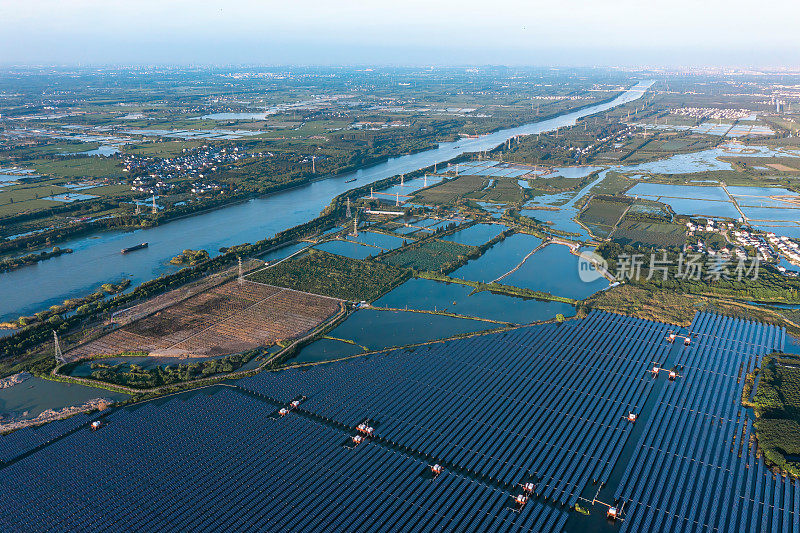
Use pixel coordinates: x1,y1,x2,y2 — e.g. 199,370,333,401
1,311,797,532
0,390,566,532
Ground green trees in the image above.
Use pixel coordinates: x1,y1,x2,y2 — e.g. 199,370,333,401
750,353,800,476
0,247,73,273
248,250,410,302
169,249,210,265
86,349,262,389
597,241,800,303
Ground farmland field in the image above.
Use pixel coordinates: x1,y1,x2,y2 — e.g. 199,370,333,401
247,249,410,301
22,157,125,179
578,196,631,237
467,176,526,204
66,280,341,359
412,175,486,205
379,238,477,272
611,217,687,247
578,196,631,227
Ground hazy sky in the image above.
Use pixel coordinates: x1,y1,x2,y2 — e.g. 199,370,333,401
2,0,799,66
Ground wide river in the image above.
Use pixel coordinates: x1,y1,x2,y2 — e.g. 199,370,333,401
0,81,652,322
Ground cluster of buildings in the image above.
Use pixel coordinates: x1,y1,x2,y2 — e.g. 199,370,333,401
684,220,756,261
123,145,254,178
685,223,800,274
130,176,173,195
670,107,754,121
530,95,594,101
684,239,743,260
732,228,780,262
190,181,224,195
124,145,263,194
349,120,409,130
766,233,800,265
685,219,734,235
573,124,637,160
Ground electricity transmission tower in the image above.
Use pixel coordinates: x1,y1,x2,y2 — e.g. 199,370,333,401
53,330,65,365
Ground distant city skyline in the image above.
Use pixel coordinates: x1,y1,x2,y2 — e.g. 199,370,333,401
1,0,799,66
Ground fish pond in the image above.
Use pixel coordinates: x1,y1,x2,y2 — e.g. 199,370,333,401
323,309,499,351
500,244,609,300
452,233,544,283
373,277,575,324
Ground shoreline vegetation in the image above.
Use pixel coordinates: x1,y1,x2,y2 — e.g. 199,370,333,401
743,352,800,478
0,246,72,273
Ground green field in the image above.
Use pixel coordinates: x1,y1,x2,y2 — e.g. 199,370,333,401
467,177,526,204
247,249,410,301
611,217,687,247
413,175,486,205
0,183,68,216
24,157,124,179
579,197,631,227
578,196,631,238
379,239,477,272
82,183,134,196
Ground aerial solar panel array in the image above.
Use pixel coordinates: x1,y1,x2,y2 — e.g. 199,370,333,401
1,311,798,531
0,389,566,532
0,412,91,464
615,312,795,532
238,311,674,505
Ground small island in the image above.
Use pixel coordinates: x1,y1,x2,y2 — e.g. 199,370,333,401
169,249,210,266
0,247,73,273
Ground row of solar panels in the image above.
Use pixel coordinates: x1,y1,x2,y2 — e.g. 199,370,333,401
0,388,568,532
238,311,674,506
0,412,91,464
614,312,797,533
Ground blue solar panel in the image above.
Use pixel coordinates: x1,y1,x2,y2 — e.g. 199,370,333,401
0,412,91,464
